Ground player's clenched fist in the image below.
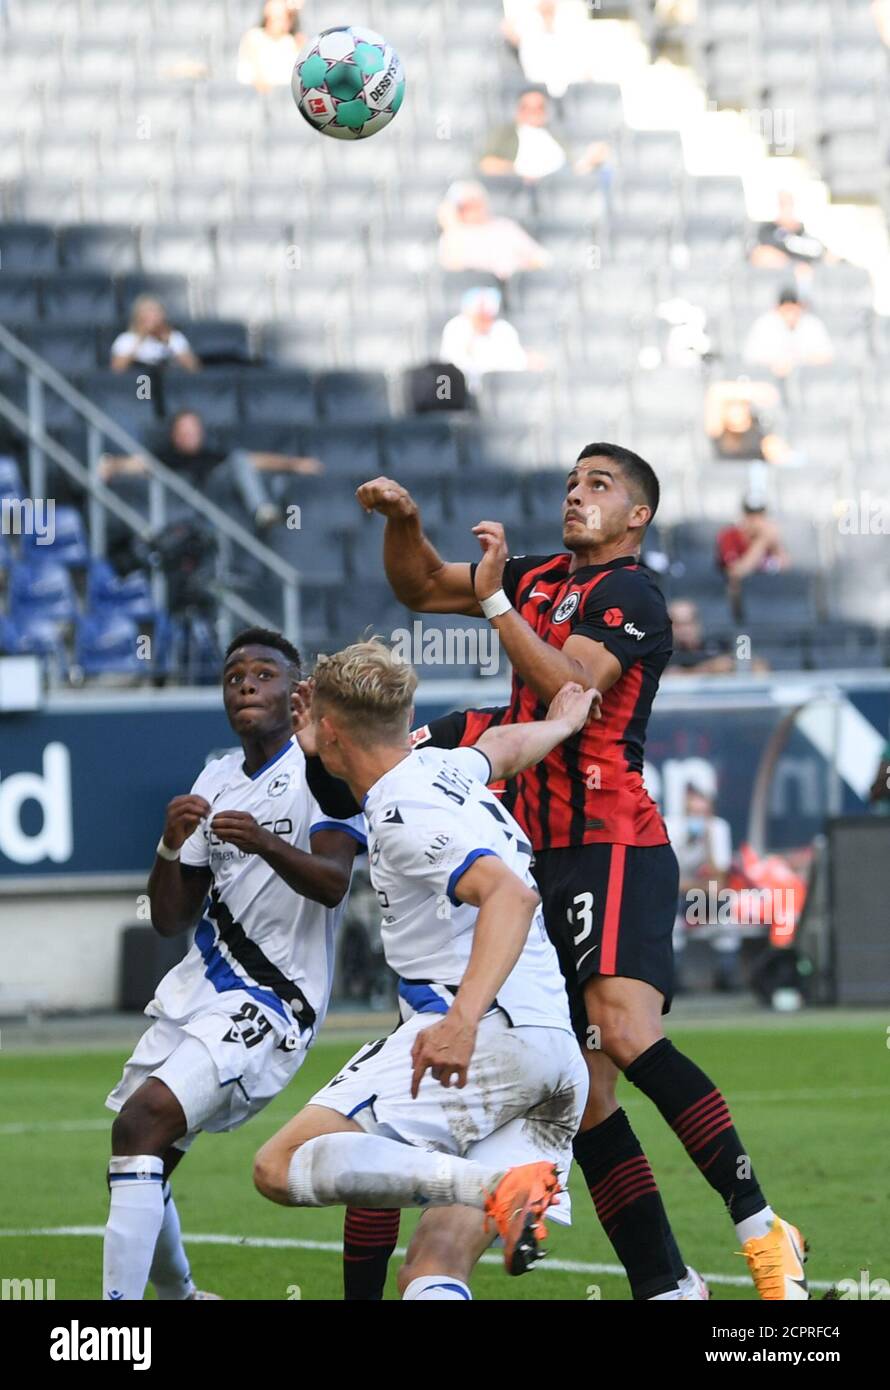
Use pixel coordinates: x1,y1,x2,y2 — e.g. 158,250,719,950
211,812,271,855
355,476,418,519
161,795,211,852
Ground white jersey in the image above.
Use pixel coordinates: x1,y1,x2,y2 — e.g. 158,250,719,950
363,745,572,1034
154,737,366,1039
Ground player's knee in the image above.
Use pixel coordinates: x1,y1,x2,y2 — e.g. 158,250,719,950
253,1140,291,1205
597,1007,649,1069
112,1086,182,1156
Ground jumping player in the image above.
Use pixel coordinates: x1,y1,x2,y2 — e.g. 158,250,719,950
338,450,808,1301
253,642,592,1298
102,628,365,1300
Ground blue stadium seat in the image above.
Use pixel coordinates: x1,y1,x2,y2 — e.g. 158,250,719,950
75,611,144,677
183,321,252,366
21,504,89,567
300,424,383,479
21,325,100,375
161,371,242,429
380,420,461,478
76,370,161,438
0,223,57,272
87,559,154,622
40,272,118,326
59,225,140,273
239,369,317,426
0,274,42,325
115,273,191,322
316,371,391,423
10,558,78,621
0,456,24,500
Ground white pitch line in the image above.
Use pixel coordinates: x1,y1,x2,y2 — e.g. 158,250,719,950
0,1120,110,1137
0,1226,837,1292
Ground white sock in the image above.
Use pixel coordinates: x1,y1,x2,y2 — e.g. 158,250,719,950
649,1287,683,1300
678,1266,707,1300
103,1155,165,1300
735,1206,775,1244
403,1275,472,1301
286,1133,499,1210
150,1182,196,1301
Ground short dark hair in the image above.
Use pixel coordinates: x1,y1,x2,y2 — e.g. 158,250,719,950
224,627,302,677
575,442,660,523
778,288,800,306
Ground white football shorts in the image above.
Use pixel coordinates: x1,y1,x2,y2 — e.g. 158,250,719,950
106,991,308,1151
309,1010,588,1224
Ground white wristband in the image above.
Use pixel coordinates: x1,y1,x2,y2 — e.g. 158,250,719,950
156,836,180,862
480,588,512,620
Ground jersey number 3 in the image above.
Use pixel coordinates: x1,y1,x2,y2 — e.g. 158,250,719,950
568,891,595,946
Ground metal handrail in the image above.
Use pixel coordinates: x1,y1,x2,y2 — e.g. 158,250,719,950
0,322,300,644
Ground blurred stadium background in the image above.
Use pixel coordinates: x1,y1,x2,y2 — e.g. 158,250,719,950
1,0,889,1299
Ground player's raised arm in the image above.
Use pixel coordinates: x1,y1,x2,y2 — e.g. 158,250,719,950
356,476,483,616
473,682,599,783
148,794,212,937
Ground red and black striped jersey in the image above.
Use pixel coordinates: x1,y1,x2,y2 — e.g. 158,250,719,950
451,552,672,851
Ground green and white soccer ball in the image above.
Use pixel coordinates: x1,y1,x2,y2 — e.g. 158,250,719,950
292,26,405,140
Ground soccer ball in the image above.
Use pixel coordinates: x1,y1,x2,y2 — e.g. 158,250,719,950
292,26,405,140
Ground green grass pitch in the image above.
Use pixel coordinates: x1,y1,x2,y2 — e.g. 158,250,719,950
2,1016,888,1300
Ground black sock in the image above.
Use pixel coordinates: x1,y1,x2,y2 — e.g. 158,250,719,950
625,1039,767,1225
573,1109,684,1300
342,1207,400,1301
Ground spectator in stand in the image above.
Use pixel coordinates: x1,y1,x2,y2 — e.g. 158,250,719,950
479,86,611,183
437,181,551,279
667,599,735,675
100,410,321,530
110,298,200,374
743,289,834,378
439,287,544,390
750,191,827,274
716,497,790,603
874,0,890,46
705,379,794,465
666,784,741,993
237,0,305,92
501,0,598,98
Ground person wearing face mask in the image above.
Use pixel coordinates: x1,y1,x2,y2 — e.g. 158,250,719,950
665,785,738,992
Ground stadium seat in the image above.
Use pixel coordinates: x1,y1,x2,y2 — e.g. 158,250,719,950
183,320,252,366
380,419,462,478
10,558,78,621
87,559,154,622
0,274,41,326
299,424,383,480
460,420,546,472
41,273,118,325
21,325,101,375
21,504,90,567
76,370,161,438
59,224,140,273
0,223,57,272
161,370,242,429
75,610,145,677
476,371,557,424
81,177,160,225
140,224,215,277
0,456,25,501
239,369,317,426
115,273,191,322
316,371,391,424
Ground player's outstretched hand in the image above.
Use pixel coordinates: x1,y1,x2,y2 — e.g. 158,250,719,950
210,812,270,855
471,520,508,599
161,795,211,852
410,1011,478,1098
355,476,418,519
546,681,602,731
290,679,316,752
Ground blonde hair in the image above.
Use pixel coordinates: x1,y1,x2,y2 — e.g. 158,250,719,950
129,295,166,332
313,639,417,741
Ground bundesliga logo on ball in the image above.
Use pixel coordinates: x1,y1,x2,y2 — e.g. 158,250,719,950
292,26,405,140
